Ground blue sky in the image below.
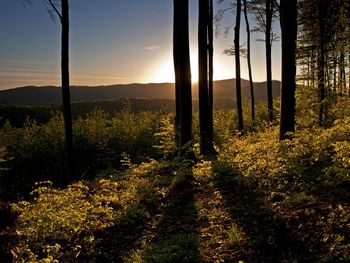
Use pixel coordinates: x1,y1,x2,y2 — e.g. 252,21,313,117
0,0,281,90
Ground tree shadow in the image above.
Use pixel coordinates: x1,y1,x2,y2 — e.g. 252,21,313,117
213,172,313,262
140,167,201,262
86,165,201,263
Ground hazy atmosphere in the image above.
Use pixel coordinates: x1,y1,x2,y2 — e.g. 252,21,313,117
0,0,281,89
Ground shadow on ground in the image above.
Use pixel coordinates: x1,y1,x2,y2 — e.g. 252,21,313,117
213,172,313,262
89,165,201,263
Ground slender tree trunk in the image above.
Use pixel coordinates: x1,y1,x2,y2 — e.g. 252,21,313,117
311,50,316,88
208,0,215,153
266,0,273,122
318,1,325,126
198,0,210,154
306,56,310,88
279,0,297,140
173,0,192,155
61,0,73,181
334,56,337,95
340,51,345,95
235,0,243,131
348,51,350,96
199,0,215,155
243,0,255,127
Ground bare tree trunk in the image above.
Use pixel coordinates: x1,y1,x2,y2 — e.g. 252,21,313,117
318,1,325,126
279,0,297,140
173,0,192,155
311,50,316,88
243,0,255,127
198,0,210,154
340,51,345,95
349,51,350,96
266,0,273,122
61,0,73,181
199,0,215,155
333,56,337,95
307,56,310,88
208,0,215,153
235,0,243,131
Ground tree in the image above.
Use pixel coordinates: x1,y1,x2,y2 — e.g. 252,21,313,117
173,0,192,155
216,0,243,131
265,0,274,122
250,0,277,122
220,0,255,127
243,0,255,126
235,0,244,131
279,0,297,140
198,0,215,155
297,0,349,125
208,0,215,153
27,0,73,180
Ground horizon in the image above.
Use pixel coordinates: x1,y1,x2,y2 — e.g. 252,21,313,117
0,77,283,92
1,0,282,90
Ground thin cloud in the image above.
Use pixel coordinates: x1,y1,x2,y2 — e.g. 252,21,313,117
144,45,161,51
0,59,55,66
72,75,130,80
0,68,57,74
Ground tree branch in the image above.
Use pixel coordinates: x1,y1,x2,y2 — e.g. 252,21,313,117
46,0,62,20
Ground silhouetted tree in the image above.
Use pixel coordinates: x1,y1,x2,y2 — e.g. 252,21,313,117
235,0,244,131
26,0,73,180
208,0,215,153
279,0,297,140
173,0,192,155
198,0,215,155
243,0,255,126
265,0,274,122
250,0,277,122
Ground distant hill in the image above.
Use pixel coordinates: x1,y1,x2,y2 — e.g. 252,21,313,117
0,79,280,105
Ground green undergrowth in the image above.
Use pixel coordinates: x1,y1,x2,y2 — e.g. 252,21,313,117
9,159,187,262
1,97,350,262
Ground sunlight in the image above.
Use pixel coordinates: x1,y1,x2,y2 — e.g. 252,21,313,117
152,58,175,83
149,54,234,84
213,61,234,81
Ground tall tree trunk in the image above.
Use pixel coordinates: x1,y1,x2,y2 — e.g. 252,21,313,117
279,0,297,140
318,0,326,126
340,51,345,95
307,55,310,88
333,56,337,95
208,0,215,153
173,0,192,155
266,0,273,122
243,0,255,127
235,0,243,131
198,0,210,154
311,49,316,88
198,0,215,155
348,51,350,96
61,0,73,181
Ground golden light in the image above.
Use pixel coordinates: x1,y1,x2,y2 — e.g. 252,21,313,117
150,57,174,83
147,54,234,84
213,60,234,81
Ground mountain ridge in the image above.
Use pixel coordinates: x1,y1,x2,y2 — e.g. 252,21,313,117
0,79,281,105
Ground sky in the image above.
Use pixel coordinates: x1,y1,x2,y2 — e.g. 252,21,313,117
0,0,281,90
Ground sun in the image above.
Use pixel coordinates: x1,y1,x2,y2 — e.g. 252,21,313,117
151,59,175,83
213,60,234,81
149,55,234,84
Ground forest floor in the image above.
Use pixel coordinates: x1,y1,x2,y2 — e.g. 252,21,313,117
109,160,350,263
1,157,350,262
1,104,350,262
